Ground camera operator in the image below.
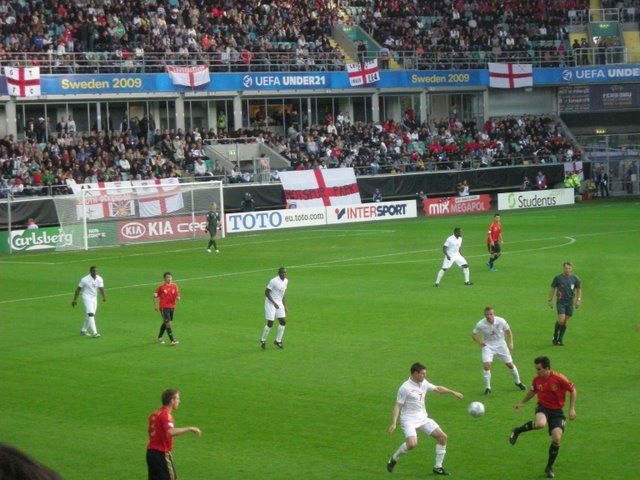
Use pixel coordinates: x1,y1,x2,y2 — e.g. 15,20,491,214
240,192,255,212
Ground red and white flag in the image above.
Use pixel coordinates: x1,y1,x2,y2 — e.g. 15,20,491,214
133,178,185,217
488,63,533,89
279,168,361,208
71,181,135,220
167,65,210,87
564,161,584,180
347,59,380,87
4,66,41,97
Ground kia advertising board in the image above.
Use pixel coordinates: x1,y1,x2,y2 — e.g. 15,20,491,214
422,195,491,216
117,216,208,242
497,188,575,211
325,201,417,224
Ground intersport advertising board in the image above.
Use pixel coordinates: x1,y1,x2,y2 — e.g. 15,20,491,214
422,195,491,216
497,188,575,211
325,201,416,224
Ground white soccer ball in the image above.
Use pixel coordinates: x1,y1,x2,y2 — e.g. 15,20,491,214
468,401,485,418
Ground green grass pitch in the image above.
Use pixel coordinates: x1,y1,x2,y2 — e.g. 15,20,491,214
1,198,639,480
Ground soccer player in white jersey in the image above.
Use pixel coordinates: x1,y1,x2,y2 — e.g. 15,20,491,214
387,362,464,476
260,267,288,349
72,266,106,337
435,227,472,287
471,306,527,395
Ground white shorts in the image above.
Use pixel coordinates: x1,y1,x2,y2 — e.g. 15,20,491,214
441,252,467,270
82,296,98,315
401,417,440,438
482,344,513,364
264,300,285,321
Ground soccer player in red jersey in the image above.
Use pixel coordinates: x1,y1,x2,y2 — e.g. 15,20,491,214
146,389,201,480
486,213,503,272
509,356,577,478
154,272,181,345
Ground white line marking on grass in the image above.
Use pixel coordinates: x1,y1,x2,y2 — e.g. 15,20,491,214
0,236,575,305
0,229,394,266
297,236,577,268
0,260,57,265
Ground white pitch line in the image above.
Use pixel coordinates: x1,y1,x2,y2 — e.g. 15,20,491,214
0,229,394,266
0,236,575,306
302,236,577,268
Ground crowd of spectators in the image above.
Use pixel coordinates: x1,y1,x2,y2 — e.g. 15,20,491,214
0,111,581,198
280,112,581,175
2,0,633,73
359,0,591,68
0,0,347,73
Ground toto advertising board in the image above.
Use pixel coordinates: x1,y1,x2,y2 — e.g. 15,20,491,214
325,200,416,224
497,188,575,211
422,195,491,216
117,215,208,242
225,207,326,233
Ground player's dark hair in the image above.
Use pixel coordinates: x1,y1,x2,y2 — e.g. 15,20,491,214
89,266,96,271
410,362,426,374
563,261,573,267
163,272,172,279
0,443,64,480
534,356,551,369
278,267,286,274
161,388,179,406
484,306,494,313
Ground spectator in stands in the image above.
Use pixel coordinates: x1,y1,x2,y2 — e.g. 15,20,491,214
27,218,39,229
0,443,63,480
372,188,383,202
193,158,207,177
457,180,469,196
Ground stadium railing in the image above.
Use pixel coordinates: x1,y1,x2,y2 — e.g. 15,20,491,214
1,46,636,75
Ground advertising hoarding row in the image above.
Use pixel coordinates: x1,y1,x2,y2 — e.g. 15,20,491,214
224,201,417,233
31,64,640,96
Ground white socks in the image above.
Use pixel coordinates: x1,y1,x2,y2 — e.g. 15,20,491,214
261,325,271,342
276,325,285,342
435,444,447,468
510,365,521,384
483,369,491,389
392,442,408,461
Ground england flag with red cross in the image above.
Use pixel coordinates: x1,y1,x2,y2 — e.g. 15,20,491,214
4,66,41,97
279,168,361,208
347,59,380,87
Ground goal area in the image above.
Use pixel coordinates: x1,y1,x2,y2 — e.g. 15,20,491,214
52,180,224,251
